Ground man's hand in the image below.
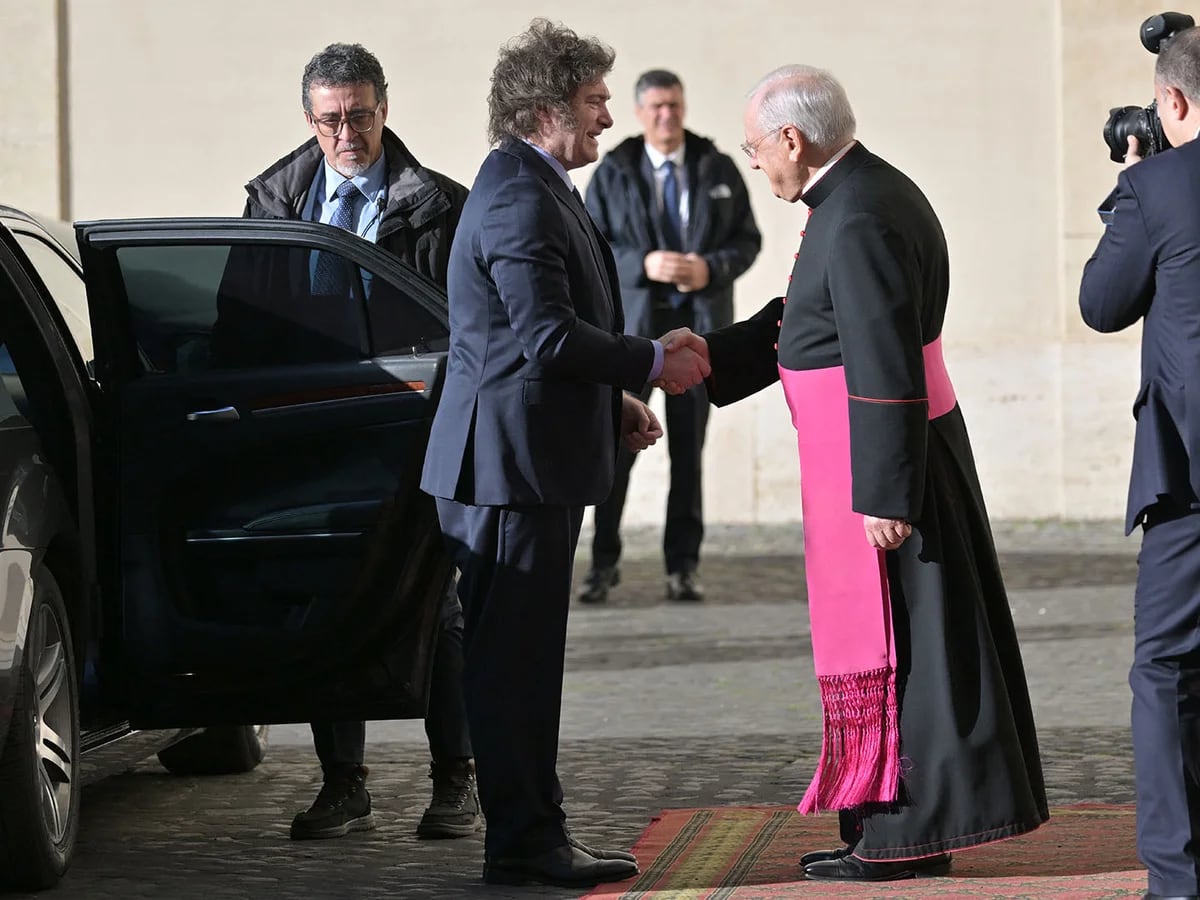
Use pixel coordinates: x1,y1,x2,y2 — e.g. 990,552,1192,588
653,329,710,395
674,253,711,292
864,516,911,551
1123,134,1144,169
621,393,663,453
644,250,690,284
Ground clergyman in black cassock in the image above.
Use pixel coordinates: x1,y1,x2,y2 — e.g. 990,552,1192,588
679,64,1049,882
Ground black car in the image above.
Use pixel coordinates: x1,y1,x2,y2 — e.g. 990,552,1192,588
0,206,453,891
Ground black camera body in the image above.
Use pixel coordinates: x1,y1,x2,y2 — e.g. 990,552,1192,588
1102,11,1196,163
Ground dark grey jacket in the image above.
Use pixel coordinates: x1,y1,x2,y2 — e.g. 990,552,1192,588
584,130,761,336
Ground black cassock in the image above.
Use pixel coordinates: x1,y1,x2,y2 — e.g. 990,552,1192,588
704,142,1048,859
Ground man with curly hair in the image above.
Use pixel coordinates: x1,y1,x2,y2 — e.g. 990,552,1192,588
422,18,709,889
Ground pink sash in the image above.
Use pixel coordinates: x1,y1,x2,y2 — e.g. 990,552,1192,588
779,336,956,814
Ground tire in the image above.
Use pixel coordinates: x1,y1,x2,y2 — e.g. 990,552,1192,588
0,567,80,891
157,724,269,775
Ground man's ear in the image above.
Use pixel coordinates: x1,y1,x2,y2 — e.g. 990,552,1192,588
781,124,806,162
1161,84,1189,122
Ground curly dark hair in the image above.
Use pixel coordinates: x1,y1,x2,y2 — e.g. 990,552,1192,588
301,43,388,113
487,18,615,145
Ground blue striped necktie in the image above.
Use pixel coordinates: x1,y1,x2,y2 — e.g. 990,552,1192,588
312,180,360,296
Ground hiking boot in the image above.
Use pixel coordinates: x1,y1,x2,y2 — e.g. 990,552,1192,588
417,758,481,838
290,764,375,840
578,566,619,604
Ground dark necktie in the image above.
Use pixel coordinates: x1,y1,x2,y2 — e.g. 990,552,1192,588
311,179,360,296
660,160,683,251
661,160,689,308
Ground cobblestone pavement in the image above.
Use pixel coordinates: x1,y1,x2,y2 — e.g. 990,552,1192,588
26,522,1142,900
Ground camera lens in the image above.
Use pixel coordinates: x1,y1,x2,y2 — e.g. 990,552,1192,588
1103,106,1150,162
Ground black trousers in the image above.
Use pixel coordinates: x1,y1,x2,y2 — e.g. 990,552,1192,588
310,580,472,772
592,303,710,575
1132,503,1200,896
436,497,583,859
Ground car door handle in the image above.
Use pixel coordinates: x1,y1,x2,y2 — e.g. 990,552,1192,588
186,406,240,422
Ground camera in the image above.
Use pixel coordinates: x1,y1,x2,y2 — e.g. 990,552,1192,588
1102,11,1196,162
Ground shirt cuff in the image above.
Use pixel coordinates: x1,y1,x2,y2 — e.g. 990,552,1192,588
647,340,664,382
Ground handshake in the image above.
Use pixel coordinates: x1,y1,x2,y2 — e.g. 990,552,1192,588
653,327,711,395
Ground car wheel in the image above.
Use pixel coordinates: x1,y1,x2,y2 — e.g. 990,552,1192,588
156,724,269,775
0,567,80,891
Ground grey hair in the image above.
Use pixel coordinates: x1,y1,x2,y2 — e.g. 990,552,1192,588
748,64,856,153
634,69,683,103
1157,26,1200,104
301,43,388,113
487,18,615,145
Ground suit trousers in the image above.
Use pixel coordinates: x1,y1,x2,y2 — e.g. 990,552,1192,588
1132,503,1200,896
436,497,584,859
310,580,472,773
592,302,710,575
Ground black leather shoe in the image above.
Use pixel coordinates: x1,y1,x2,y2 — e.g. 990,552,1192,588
666,570,704,602
483,843,638,887
798,844,855,868
578,566,619,604
1144,893,1200,899
567,832,638,863
804,852,951,881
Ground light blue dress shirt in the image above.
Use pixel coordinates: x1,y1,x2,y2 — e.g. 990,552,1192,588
303,153,388,241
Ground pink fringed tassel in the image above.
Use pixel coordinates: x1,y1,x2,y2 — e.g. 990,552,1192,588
797,666,900,815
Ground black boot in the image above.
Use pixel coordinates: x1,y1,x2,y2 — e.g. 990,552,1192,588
290,764,374,840
416,758,481,838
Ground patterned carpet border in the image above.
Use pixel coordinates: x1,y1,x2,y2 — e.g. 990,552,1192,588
585,804,1145,898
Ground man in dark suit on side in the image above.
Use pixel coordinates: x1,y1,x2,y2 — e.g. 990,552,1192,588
1080,25,1200,900
420,18,710,889
580,69,761,605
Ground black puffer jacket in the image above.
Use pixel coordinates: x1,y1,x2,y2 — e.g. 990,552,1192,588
585,130,761,336
242,127,466,285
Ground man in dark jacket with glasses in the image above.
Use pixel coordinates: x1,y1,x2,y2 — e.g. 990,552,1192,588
215,41,477,844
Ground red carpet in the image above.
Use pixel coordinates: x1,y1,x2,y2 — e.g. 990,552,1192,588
585,805,1145,898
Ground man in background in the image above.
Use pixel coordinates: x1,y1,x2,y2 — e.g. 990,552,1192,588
581,70,760,604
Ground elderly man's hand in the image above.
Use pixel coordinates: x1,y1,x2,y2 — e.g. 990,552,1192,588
654,329,711,395
864,516,911,551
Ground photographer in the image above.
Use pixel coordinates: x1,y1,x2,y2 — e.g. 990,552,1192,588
1080,22,1200,900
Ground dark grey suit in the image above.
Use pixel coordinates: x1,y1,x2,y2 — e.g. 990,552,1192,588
1081,135,1200,897
420,138,654,858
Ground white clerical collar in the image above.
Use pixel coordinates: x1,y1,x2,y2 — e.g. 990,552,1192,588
802,140,857,196
645,141,685,170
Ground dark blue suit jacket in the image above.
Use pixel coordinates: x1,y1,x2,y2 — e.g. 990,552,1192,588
421,138,657,506
1080,137,1200,533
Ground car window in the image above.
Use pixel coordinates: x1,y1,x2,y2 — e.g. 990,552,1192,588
111,242,448,374
11,231,94,365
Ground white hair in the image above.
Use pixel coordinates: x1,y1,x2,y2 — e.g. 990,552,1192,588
748,64,856,153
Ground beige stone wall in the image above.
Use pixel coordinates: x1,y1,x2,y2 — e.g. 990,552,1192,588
0,0,63,218
0,0,1169,525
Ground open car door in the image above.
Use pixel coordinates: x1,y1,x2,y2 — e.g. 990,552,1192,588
76,218,453,728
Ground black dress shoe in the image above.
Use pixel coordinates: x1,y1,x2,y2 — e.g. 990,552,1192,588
567,832,638,863
484,843,638,887
804,852,951,881
578,566,619,604
666,570,704,602
798,844,855,868
1144,893,1200,899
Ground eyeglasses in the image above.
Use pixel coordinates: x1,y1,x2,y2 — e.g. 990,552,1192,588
740,126,785,159
309,104,381,138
